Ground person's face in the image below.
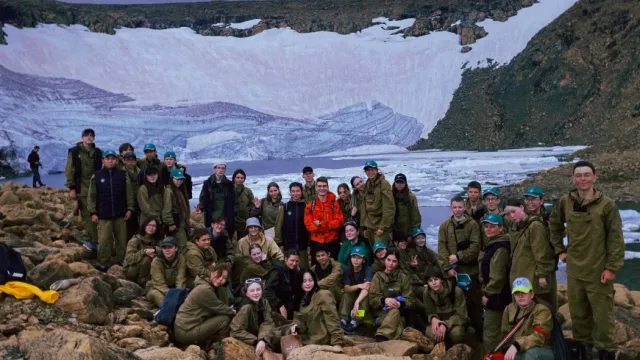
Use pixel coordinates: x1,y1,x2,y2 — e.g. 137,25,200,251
34,148,39,153
315,251,329,267
394,181,406,191
483,223,503,238
82,133,94,145
524,196,543,213
467,188,480,202
505,205,526,223
285,255,300,270
514,291,534,307
212,221,226,233
350,255,364,268
396,240,407,249
144,150,156,160
338,187,349,201
124,159,137,168
573,166,596,191
234,173,245,185
414,234,426,247
162,245,177,258
164,157,176,168
250,248,263,263
214,164,226,176
375,248,387,259
353,177,365,192
103,156,117,168
248,225,260,237
483,195,500,211
211,270,228,287
146,173,158,184
172,178,184,187
427,277,443,291
145,220,158,235
268,186,280,200
120,147,133,157
246,282,262,302
450,201,465,218
289,186,302,201
384,254,398,272
364,168,377,179
316,181,328,197
302,272,315,292
303,171,314,183
344,225,358,241
195,234,211,249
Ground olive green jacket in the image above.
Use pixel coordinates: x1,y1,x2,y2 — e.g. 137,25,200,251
138,185,164,223
230,299,276,347
303,182,316,202
438,215,481,275
64,142,102,197
185,242,218,288
123,234,156,271
235,185,255,231
501,302,553,351
174,277,235,331
360,174,395,231
162,186,190,228
148,253,186,295
311,258,344,292
403,246,451,287
423,281,468,328
293,289,344,345
393,191,422,237
372,257,385,273
369,269,415,311
479,234,511,296
251,197,282,230
509,216,555,294
549,189,624,282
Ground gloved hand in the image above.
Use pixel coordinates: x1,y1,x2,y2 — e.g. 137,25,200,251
50,278,81,291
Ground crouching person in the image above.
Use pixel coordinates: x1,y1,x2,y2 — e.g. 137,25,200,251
423,265,468,347
339,246,372,334
147,236,186,306
123,217,161,287
174,263,236,348
499,277,553,360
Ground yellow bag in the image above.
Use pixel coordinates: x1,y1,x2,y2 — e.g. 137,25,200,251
0,281,59,304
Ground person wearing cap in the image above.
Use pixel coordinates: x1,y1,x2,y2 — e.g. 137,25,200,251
549,161,623,360
121,151,141,238
237,217,284,268
504,198,557,312
340,245,373,334
392,173,421,241
523,186,549,225
232,169,254,239
481,187,509,251
87,149,135,271
184,227,219,289
371,241,387,272
65,128,102,248
437,195,483,340
465,181,486,222
304,176,344,264
310,245,344,303
162,168,191,250
117,143,134,169
27,145,44,188
478,213,512,353
360,160,395,246
251,182,283,232
275,182,311,268
422,265,468,347
147,236,187,306
301,166,316,201
137,166,165,228
500,277,554,360
198,160,235,234
123,217,161,287
160,151,193,200
338,220,372,268
137,143,164,174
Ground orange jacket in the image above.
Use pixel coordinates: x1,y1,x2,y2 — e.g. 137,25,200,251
304,191,344,244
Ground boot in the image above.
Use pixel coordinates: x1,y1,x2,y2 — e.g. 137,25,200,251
569,341,587,360
598,350,616,360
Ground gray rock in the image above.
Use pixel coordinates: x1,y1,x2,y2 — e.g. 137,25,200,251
113,279,145,306
27,260,73,289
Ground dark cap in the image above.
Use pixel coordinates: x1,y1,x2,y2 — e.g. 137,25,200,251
144,166,159,175
394,173,407,183
123,152,136,160
82,128,95,137
505,198,524,207
161,236,177,247
302,166,313,174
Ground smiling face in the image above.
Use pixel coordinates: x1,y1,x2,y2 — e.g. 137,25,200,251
302,272,315,292
247,225,260,237
145,220,158,235
195,234,211,249
344,224,358,241
211,270,228,288
250,247,263,263
246,282,263,302
315,250,329,267
353,177,365,192
514,290,534,307
364,167,377,179
285,254,300,270
212,220,226,234
316,181,328,197
483,195,500,212
268,186,280,200
573,165,596,192
289,186,302,201
414,234,426,247
483,223,503,238
524,196,543,213
162,245,177,258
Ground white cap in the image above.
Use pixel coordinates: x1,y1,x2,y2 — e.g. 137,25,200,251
213,160,227,168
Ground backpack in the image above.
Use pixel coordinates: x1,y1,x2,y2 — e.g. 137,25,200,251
154,288,190,327
0,244,27,285
551,313,569,360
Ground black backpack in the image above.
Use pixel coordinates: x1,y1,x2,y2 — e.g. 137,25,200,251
0,244,27,285
551,313,569,360
154,288,190,327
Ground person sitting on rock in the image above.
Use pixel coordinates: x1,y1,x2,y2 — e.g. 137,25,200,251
162,168,190,251
310,245,343,304
422,265,468,348
208,216,235,265
371,241,387,273
337,220,372,268
174,263,235,349
270,249,301,320
339,246,372,335
123,217,161,287
185,227,218,289
500,277,554,360
369,248,415,342
290,269,346,346
137,166,165,229
240,243,274,283
147,236,186,306
237,217,284,267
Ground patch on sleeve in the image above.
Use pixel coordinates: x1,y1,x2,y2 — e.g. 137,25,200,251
533,325,548,336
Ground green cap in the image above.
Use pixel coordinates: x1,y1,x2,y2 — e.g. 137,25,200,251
143,143,156,151
350,246,365,257
102,149,117,158
372,241,387,253
523,185,544,198
482,187,501,198
170,168,185,179
481,213,504,225
511,277,533,294
164,151,176,159
363,160,378,170
411,227,426,238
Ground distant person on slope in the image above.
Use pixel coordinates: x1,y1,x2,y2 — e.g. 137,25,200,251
302,166,316,201
274,182,311,268
464,181,486,222
304,177,344,263
391,173,421,243
27,145,44,188
360,160,395,246
65,128,102,251
197,160,235,234
232,169,254,240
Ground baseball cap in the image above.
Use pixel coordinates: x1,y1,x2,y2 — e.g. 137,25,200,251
524,186,544,198
411,227,426,238
394,173,407,183
123,152,136,160
102,149,117,158
161,236,177,247
483,187,501,198
350,246,365,257
363,160,378,170
372,241,387,253
164,151,177,159
512,277,533,294
481,213,504,225
170,168,185,179
143,143,156,151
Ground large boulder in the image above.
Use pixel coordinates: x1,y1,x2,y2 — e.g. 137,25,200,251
629,291,640,306
401,327,434,353
117,337,149,352
0,191,19,206
215,337,259,360
343,340,417,357
113,279,146,306
14,246,59,263
55,276,114,325
27,259,73,289
613,321,636,345
140,326,170,347
288,344,409,360
68,261,99,277
443,344,474,360
0,234,34,248
135,346,203,360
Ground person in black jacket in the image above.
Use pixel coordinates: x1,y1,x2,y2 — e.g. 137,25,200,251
274,182,310,268
197,160,235,233
269,249,301,320
27,146,44,188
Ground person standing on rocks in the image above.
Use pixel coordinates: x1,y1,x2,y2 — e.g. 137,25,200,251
304,176,344,263
549,160,624,360
87,149,134,271
65,128,102,251
232,169,254,240
392,173,421,243
251,182,283,232
121,151,141,239
198,160,235,234
27,145,44,188
360,160,395,246
162,168,190,250
350,176,365,226
147,236,187,306
302,166,316,201
117,143,134,169
137,166,165,228
465,181,486,222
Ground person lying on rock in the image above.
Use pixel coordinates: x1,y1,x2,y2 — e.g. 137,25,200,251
290,269,346,347
422,265,468,348
185,227,219,289
123,216,162,287
146,236,186,306
339,246,372,335
174,263,236,349
310,245,343,304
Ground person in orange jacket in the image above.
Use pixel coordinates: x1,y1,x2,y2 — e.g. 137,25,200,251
304,176,344,265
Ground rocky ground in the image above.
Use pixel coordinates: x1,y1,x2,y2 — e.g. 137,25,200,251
0,182,639,359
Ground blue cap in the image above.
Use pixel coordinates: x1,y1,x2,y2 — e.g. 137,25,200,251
411,227,426,238
170,168,185,179
482,187,501,198
350,246,366,257
481,213,504,225
372,241,387,253
102,149,117,158
143,143,156,151
364,160,378,170
164,151,176,159
523,185,544,198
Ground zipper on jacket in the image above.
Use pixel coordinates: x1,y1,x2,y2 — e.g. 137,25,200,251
110,171,115,217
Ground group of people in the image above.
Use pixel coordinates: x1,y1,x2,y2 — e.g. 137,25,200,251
60,128,623,360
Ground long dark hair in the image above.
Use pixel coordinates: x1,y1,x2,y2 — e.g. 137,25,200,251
264,182,282,204
168,176,189,215
293,268,319,310
142,171,164,196
384,248,400,272
138,216,161,241
347,254,365,286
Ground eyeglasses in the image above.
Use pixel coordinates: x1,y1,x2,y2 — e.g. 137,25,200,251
573,173,594,179
484,197,499,202
245,278,262,285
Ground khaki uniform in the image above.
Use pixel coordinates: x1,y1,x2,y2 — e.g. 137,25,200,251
240,259,273,284
311,258,344,303
338,198,354,223
162,185,190,250
137,185,164,225
230,299,278,347
64,143,100,243
351,191,363,224
501,302,553,354
392,190,421,238
236,233,284,267
303,182,316,202
369,269,415,340
147,253,187,306
549,189,624,352
372,257,385,273
339,266,372,321
293,289,345,345
509,216,557,310
423,281,468,344
124,166,141,239
402,246,451,313
185,242,218,289
123,234,156,287
360,174,395,245
136,157,165,175
174,277,235,347
250,197,282,230
464,199,486,222
234,185,255,238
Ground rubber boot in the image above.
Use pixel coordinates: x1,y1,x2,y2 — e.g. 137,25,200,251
569,341,587,360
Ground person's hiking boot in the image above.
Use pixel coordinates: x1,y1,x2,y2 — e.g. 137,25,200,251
569,341,591,360
598,350,616,360
83,241,98,252
340,319,354,334
374,335,388,343
94,264,108,272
